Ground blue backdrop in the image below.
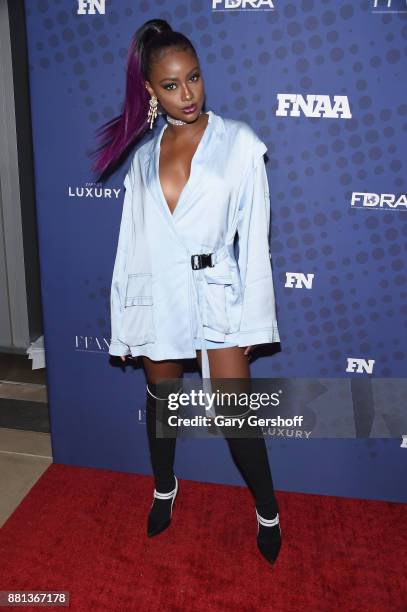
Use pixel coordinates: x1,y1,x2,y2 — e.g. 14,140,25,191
24,0,407,502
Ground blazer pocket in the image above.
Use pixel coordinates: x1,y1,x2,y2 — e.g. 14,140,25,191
226,261,243,333
123,273,155,345
202,267,233,334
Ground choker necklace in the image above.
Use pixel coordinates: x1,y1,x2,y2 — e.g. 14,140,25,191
166,110,203,126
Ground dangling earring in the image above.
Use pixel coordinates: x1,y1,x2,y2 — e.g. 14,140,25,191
147,95,158,129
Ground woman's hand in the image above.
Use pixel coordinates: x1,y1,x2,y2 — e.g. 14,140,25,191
120,355,138,362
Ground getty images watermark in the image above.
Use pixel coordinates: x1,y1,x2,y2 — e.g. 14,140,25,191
165,388,304,430
147,377,407,439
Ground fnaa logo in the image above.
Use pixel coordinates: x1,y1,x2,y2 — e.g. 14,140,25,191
276,94,352,119
346,358,375,374
372,0,407,13
285,273,314,290
77,0,105,15
212,0,275,11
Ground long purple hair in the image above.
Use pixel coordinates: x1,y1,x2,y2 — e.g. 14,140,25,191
90,19,197,182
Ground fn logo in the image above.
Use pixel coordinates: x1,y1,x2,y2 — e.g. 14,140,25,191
372,0,407,10
77,0,105,15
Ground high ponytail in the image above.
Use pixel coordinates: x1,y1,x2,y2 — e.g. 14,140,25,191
90,19,196,182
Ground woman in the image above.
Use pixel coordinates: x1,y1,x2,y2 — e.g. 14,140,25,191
92,19,282,565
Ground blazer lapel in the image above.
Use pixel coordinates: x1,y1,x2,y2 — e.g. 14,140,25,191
138,123,169,225
171,110,225,222
138,110,225,224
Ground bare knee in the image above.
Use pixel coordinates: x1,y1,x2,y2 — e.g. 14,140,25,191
208,346,250,379
141,356,183,385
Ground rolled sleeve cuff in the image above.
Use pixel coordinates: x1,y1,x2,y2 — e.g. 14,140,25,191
108,339,130,357
237,324,280,347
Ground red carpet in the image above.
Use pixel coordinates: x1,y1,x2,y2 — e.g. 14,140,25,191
0,464,406,611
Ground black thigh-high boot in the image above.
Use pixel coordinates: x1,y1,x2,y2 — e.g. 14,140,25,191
219,406,282,564
145,378,182,537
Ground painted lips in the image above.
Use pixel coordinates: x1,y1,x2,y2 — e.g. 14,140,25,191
182,104,197,114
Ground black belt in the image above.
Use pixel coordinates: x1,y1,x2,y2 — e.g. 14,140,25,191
191,253,215,270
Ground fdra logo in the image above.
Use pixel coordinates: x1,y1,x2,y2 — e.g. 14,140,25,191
285,272,314,290
346,358,375,374
77,0,105,15
212,0,275,10
372,0,407,13
351,192,407,211
276,94,352,119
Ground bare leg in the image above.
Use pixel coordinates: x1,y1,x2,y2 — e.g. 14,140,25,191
196,346,250,378
142,356,183,385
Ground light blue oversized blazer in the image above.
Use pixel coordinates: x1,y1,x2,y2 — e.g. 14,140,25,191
108,109,280,380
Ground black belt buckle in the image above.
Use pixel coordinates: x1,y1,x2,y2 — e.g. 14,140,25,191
191,253,214,270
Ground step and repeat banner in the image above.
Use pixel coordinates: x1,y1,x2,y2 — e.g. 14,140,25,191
24,0,406,502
